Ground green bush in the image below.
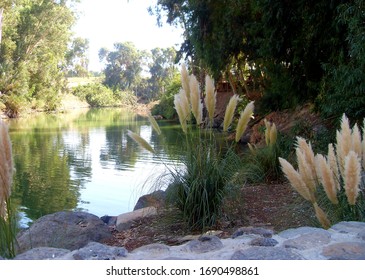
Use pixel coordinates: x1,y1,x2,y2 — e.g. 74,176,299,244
72,83,115,107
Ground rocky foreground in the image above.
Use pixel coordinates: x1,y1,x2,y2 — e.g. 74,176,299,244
4,210,365,260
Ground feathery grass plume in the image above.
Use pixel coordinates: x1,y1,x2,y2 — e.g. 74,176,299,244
313,202,331,229
352,123,362,157
315,154,338,204
328,143,340,190
147,112,161,135
264,119,271,145
343,151,361,205
279,157,315,203
235,101,254,142
223,94,240,132
181,63,190,101
336,114,352,176
0,120,13,210
296,137,317,183
189,75,203,125
174,89,190,133
296,148,316,194
269,122,277,146
127,130,155,154
247,143,256,154
205,75,216,124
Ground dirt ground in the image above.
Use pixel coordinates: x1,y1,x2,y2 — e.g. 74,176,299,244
102,182,316,251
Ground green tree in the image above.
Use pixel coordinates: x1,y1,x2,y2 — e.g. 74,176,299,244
65,37,89,77
0,0,77,116
99,42,143,92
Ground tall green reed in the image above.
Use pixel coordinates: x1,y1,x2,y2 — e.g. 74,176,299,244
0,119,16,258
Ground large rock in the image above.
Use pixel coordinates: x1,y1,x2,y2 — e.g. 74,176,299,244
116,207,157,231
134,190,166,211
16,211,112,253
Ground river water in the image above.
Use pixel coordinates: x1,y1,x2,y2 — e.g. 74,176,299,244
8,108,185,227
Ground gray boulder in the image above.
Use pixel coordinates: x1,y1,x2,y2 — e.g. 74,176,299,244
14,247,71,260
16,211,112,253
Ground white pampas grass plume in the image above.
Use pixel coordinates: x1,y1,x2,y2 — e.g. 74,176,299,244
327,143,340,190
313,202,331,229
279,157,315,203
235,101,254,142
269,122,277,146
296,148,316,194
127,130,155,154
315,154,338,204
336,114,352,176
264,119,271,145
296,137,317,183
343,151,361,205
0,119,14,215
147,112,161,135
352,123,362,157
223,94,240,132
174,89,190,133
189,75,203,125
181,63,190,101
205,75,216,124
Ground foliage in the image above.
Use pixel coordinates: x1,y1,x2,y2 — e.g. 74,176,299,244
65,37,90,77
279,114,365,228
0,0,77,116
151,74,181,119
72,83,137,107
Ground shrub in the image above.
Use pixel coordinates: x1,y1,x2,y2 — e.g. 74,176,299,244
72,83,115,107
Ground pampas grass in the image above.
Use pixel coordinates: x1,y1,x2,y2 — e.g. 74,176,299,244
147,112,161,135
205,75,216,125
280,113,365,228
235,101,254,142
174,89,190,133
127,130,155,154
223,95,240,132
189,75,203,125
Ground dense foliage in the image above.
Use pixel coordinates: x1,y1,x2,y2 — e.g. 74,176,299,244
0,0,77,117
152,0,365,119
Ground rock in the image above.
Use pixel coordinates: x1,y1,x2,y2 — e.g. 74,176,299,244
183,235,223,253
321,242,365,260
16,211,112,253
231,247,305,260
116,207,157,231
131,244,171,259
283,231,331,250
60,242,128,260
279,226,327,239
134,190,166,211
14,247,71,260
232,227,273,239
100,215,117,226
330,221,365,234
249,237,278,247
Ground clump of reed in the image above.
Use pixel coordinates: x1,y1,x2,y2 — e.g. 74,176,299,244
0,119,16,259
279,114,365,228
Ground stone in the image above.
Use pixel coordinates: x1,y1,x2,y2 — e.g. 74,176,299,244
134,190,166,211
330,221,365,234
322,242,365,260
14,247,71,260
183,235,223,253
100,215,117,226
16,211,112,253
131,243,171,259
249,237,278,247
116,207,157,231
358,230,365,241
231,227,273,239
283,231,331,250
279,226,328,239
231,247,305,260
61,242,128,260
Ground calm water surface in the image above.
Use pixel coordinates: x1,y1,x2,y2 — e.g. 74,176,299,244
8,108,185,227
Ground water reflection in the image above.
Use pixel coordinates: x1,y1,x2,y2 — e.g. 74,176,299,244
8,108,184,227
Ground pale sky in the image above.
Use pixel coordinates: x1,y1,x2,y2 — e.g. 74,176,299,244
72,0,184,72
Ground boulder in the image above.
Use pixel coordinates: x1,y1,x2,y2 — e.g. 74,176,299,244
133,190,166,211
116,206,157,231
14,247,71,260
16,211,112,253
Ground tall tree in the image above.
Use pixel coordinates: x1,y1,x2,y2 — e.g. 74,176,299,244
99,42,143,92
65,37,90,77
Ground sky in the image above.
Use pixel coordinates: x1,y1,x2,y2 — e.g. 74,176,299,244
72,0,184,72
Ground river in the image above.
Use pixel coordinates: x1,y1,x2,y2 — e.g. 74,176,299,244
8,108,185,227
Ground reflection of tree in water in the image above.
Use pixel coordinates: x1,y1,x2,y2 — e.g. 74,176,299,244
11,129,81,223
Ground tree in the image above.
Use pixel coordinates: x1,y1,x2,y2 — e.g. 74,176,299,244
65,37,89,77
0,0,77,116
99,42,143,92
